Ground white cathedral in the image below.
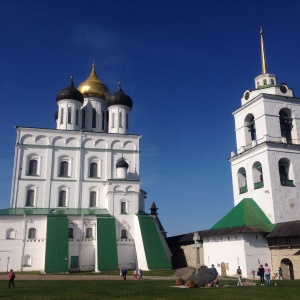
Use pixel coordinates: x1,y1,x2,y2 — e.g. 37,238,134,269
0,65,172,272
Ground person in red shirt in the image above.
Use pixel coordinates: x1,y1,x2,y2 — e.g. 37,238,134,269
8,269,15,288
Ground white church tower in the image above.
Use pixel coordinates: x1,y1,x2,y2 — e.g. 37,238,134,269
230,28,300,223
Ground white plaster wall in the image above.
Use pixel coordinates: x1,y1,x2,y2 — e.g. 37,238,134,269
0,215,47,271
203,235,247,277
133,215,148,270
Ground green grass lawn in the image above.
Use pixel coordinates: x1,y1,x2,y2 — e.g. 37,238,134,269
0,279,299,300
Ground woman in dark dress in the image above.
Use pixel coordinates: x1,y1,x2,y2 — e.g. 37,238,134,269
258,265,265,285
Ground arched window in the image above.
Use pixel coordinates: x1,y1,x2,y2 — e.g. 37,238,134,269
89,162,98,177
278,159,294,186
28,159,38,175
6,228,15,239
121,229,127,239
263,79,267,85
82,108,86,128
58,190,67,207
253,162,264,189
86,227,93,238
279,109,292,143
28,228,36,239
23,255,32,266
89,191,96,207
121,201,127,214
59,161,69,176
26,189,35,207
238,168,247,194
92,108,97,128
68,107,72,124
68,228,74,238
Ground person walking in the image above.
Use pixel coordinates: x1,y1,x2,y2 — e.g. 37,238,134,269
122,267,128,280
264,263,271,286
138,268,143,280
8,269,15,288
236,266,242,286
278,267,284,280
258,265,265,285
251,269,256,280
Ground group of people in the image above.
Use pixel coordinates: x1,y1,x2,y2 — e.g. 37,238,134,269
237,263,281,286
256,264,284,285
119,267,143,280
133,268,143,280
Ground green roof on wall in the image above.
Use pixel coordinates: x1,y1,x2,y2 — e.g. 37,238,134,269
0,208,110,216
211,198,274,232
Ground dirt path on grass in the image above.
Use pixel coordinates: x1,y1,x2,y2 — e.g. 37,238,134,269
0,267,194,281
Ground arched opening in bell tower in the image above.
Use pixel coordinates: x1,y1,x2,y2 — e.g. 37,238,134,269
279,109,293,143
238,167,247,194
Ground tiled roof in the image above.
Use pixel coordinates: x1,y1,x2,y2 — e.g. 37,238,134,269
0,208,110,216
211,198,274,232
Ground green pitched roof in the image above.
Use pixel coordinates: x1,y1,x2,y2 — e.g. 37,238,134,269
0,208,110,216
211,198,274,232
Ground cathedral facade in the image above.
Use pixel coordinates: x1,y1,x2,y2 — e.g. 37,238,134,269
0,66,171,272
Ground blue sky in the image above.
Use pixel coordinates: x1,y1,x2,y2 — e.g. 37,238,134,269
1,0,300,236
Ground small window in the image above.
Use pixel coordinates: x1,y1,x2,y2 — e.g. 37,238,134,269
119,112,123,127
121,201,127,214
263,79,267,85
89,191,96,207
82,108,86,128
121,229,127,239
6,229,15,239
60,161,69,177
68,107,72,124
89,162,98,178
126,114,129,129
28,159,38,175
92,108,97,128
68,228,74,238
58,190,67,207
26,189,35,207
60,108,64,125
28,228,36,239
75,109,79,125
271,79,275,85
86,227,93,238
102,111,105,130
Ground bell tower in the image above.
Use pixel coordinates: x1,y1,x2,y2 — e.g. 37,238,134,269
229,29,300,223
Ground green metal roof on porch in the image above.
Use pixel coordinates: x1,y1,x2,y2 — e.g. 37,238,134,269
0,208,110,216
211,198,275,232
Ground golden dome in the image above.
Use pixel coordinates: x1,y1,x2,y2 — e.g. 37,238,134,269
77,64,110,99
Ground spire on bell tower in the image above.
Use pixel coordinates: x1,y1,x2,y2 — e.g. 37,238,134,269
260,27,268,74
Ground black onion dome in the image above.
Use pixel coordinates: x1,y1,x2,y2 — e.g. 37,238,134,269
107,82,133,109
56,77,84,104
116,157,129,168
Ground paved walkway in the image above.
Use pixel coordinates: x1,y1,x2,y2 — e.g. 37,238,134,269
0,267,256,285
